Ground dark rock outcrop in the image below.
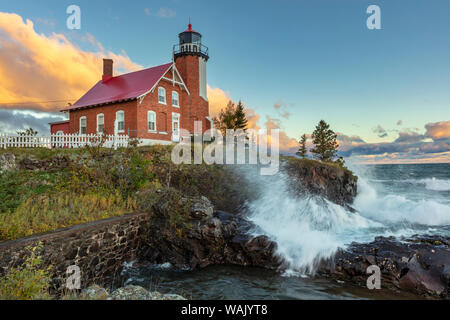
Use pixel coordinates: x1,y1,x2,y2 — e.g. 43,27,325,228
139,194,281,270
317,235,450,297
18,155,70,171
282,158,358,207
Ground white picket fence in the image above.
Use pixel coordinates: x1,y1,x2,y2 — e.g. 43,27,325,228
0,133,129,150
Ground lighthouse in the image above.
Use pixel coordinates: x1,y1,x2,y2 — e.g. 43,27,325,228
174,23,209,101
173,23,211,133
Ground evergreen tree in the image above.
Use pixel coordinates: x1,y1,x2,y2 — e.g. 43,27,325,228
310,120,339,162
213,100,249,135
296,134,308,158
234,101,248,130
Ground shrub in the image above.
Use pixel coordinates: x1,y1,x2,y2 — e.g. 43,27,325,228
0,243,53,300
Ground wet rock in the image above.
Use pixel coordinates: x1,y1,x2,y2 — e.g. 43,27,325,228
317,235,450,297
140,204,282,271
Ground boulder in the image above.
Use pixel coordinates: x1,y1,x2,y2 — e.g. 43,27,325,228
109,285,186,300
80,284,109,300
0,153,16,173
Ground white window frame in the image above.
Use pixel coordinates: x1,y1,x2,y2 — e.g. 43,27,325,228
172,91,180,107
158,87,166,105
116,110,125,133
97,113,105,134
79,116,87,135
148,111,157,132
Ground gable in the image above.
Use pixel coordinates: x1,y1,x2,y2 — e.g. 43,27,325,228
62,62,173,111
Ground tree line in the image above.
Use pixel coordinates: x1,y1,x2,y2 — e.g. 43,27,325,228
213,101,343,165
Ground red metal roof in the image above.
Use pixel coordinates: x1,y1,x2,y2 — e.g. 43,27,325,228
63,62,173,111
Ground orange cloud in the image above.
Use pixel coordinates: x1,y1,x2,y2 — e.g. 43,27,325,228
425,121,450,140
264,116,299,153
0,12,142,111
207,85,260,130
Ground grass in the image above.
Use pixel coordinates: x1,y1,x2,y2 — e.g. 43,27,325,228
281,155,356,177
0,145,248,241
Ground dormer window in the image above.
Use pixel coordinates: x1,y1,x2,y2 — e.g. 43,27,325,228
172,91,179,107
158,87,166,104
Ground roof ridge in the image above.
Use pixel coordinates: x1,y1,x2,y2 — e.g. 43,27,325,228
114,62,172,78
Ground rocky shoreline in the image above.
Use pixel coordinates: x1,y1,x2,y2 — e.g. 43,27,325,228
1,152,449,299
138,196,449,298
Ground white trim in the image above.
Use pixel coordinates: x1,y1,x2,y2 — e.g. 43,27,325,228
148,110,157,132
137,63,172,105
116,110,125,133
79,116,87,135
97,113,105,134
158,87,166,105
172,91,180,108
159,132,168,135
137,63,190,105
172,63,190,95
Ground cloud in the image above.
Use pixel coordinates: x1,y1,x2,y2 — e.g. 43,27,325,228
273,101,293,119
341,121,450,163
206,86,296,152
0,108,66,135
394,131,425,143
0,12,142,112
145,8,176,18
264,116,299,153
425,121,450,140
157,8,176,18
373,125,388,138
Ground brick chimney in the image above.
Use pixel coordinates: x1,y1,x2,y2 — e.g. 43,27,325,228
102,59,113,83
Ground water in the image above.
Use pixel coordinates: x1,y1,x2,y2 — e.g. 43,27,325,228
120,163,450,299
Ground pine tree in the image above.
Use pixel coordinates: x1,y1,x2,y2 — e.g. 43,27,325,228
296,134,308,158
310,120,339,162
234,101,248,131
213,100,249,135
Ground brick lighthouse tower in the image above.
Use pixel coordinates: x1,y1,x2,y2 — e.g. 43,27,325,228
173,23,211,133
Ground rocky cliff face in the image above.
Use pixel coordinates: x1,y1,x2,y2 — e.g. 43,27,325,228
138,191,281,271
282,158,358,207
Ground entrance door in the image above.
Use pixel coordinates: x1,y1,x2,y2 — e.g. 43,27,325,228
172,113,180,142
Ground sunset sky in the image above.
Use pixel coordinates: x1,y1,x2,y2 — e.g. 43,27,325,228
0,0,449,163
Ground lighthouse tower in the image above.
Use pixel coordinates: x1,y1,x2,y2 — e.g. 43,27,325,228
174,23,210,132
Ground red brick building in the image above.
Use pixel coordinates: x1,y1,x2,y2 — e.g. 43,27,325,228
50,24,211,144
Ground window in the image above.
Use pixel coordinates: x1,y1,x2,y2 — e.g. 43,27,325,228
158,87,166,104
116,110,125,133
80,116,87,135
148,111,156,132
172,91,179,107
97,113,104,134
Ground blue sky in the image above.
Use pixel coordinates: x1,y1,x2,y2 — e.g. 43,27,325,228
0,0,449,162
